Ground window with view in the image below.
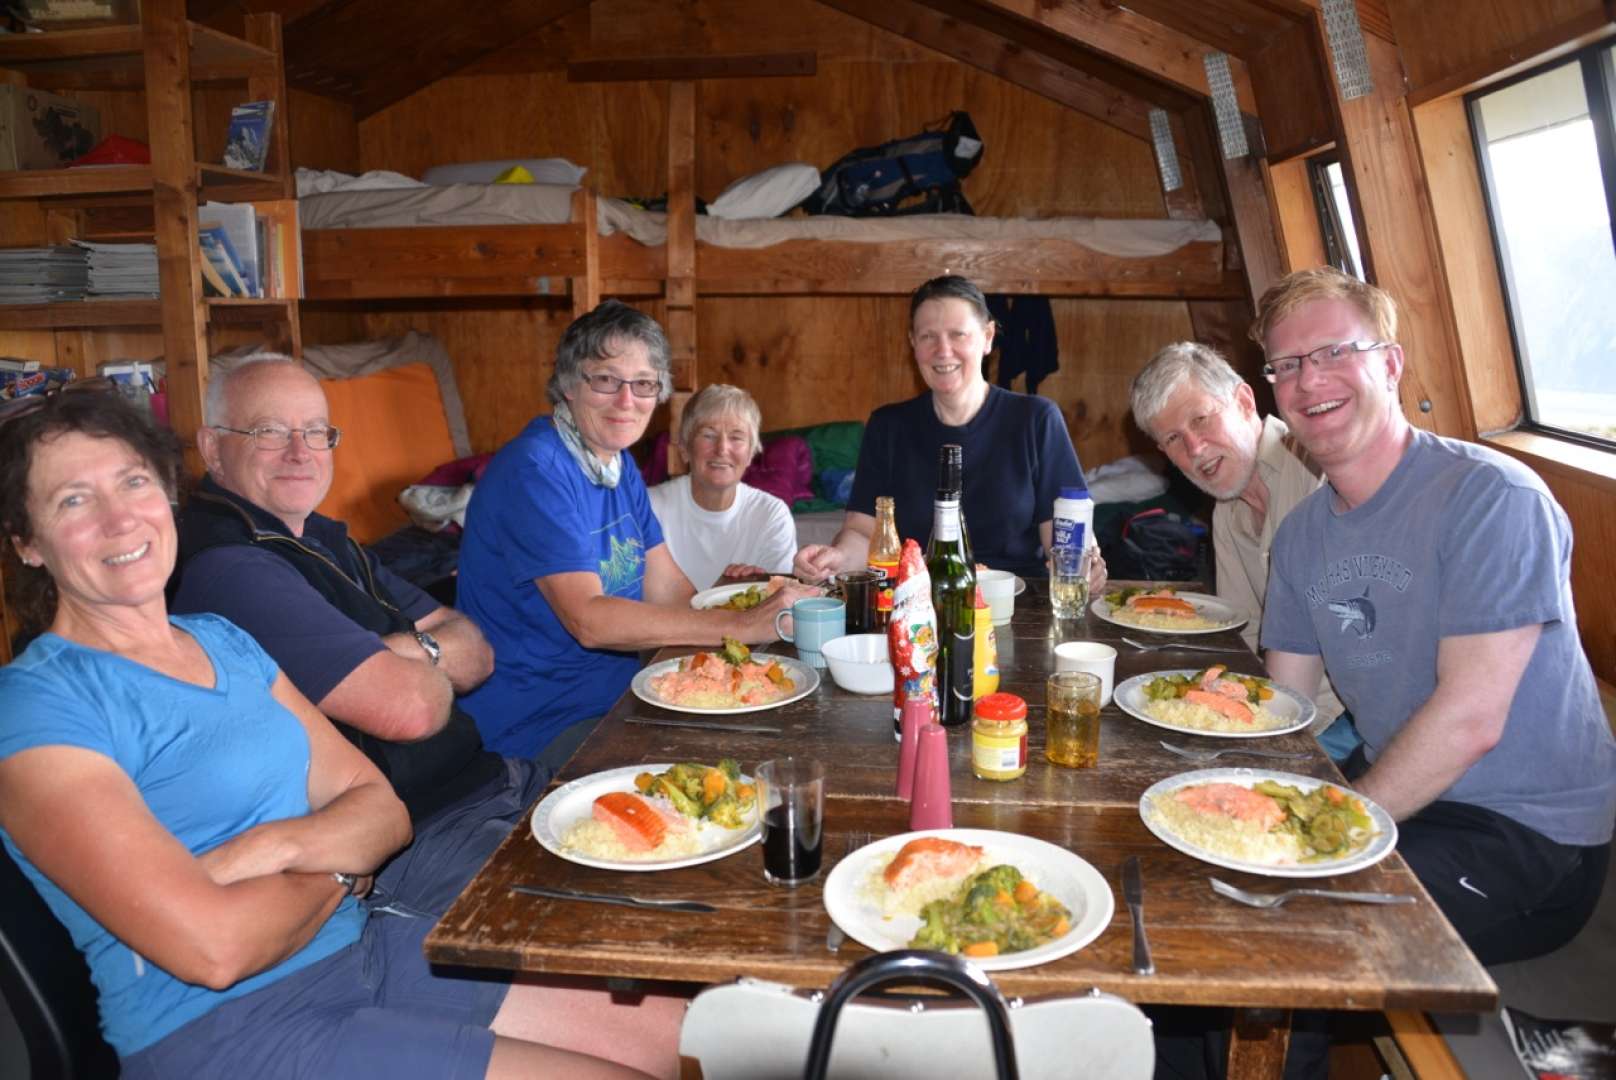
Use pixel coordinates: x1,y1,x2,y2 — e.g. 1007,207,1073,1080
1309,156,1364,280
1470,46,1616,445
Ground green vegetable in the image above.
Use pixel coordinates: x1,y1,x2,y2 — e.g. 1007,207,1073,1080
906,865,1072,956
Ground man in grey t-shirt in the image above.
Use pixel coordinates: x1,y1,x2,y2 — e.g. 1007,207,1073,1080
1253,267,1615,965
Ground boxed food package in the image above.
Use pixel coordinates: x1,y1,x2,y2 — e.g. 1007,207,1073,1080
0,86,103,171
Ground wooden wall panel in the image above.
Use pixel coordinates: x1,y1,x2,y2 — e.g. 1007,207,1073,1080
350,0,1182,471
1386,0,1612,98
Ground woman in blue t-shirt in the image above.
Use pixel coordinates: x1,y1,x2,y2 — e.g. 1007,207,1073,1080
0,388,674,1077
456,301,816,764
794,274,1110,584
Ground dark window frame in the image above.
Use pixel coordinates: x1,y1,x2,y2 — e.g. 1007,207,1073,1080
1307,154,1363,280
1467,43,1616,452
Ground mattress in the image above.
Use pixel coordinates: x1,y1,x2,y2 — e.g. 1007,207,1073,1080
300,182,1221,257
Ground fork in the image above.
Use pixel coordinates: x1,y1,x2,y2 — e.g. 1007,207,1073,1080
1121,636,1247,655
826,832,871,953
1210,877,1416,908
1158,740,1312,764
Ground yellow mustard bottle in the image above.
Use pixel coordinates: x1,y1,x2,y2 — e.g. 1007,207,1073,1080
972,585,998,698
971,693,1027,781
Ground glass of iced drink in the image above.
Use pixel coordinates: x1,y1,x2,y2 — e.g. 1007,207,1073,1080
1045,671,1102,768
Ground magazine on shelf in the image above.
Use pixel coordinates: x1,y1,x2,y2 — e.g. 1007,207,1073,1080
200,201,260,297
197,225,247,297
222,100,275,172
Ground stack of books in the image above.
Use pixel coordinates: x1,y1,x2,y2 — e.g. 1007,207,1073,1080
0,246,89,303
198,201,298,299
75,240,159,298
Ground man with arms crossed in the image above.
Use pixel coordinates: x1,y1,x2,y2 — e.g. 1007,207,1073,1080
170,354,545,916
1255,268,1615,963
1129,342,1355,755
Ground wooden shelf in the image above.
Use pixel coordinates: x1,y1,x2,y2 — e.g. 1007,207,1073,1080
0,21,275,89
0,298,160,329
0,164,286,203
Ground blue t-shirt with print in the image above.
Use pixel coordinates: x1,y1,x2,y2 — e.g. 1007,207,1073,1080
457,416,665,757
0,613,366,1056
1262,430,1616,846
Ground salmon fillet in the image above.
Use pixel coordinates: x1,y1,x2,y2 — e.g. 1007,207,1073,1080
1126,595,1198,617
593,791,668,852
1183,689,1255,724
883,837,985,891
1173,783,1284,830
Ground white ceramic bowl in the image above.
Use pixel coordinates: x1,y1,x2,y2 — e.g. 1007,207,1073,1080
820,634,895,695
978,569,1017,625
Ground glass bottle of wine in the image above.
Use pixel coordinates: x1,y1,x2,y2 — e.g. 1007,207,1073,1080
926,445,976,728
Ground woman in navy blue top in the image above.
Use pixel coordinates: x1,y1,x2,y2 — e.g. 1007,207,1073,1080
794,275,1108,581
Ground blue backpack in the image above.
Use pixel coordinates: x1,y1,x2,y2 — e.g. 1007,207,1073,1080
803,112,984,217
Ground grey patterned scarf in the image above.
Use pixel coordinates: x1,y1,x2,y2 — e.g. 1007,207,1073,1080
552,401,622,489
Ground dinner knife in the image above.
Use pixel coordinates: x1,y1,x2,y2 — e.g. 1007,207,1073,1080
511,884,716,914
624,716,782,735
1122,856,1156,976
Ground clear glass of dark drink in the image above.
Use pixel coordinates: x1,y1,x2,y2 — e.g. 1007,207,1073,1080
833,569,883,633
757,757,826,886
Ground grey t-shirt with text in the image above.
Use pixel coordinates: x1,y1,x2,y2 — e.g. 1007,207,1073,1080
1262,429,1616,846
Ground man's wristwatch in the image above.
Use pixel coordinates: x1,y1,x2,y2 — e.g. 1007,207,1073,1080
332,872,359,896
414,630,442,665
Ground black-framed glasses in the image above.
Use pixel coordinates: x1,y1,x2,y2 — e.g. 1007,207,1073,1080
1262,340,1391,383
581,372,662,398
212,423,342,450
0,375,118,427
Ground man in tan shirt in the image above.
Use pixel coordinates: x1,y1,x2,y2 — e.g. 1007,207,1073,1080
1130,341,1353,751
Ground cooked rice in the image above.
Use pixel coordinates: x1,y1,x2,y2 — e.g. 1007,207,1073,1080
560,817,704,862
1109,606,1223,631
1145,697,1288,733
861,852,985,918
1146,791,1304,866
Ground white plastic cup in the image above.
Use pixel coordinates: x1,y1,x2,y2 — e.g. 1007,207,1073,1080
977,569,1017,625
1054,641,1117,707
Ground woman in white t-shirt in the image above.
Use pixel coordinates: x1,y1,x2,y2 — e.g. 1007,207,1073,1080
648,384,798,590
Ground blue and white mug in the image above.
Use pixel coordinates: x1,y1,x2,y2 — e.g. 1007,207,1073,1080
775,597,846,668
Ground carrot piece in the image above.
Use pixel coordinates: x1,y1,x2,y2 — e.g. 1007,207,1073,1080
1052,917,1071,936
1013,880,1040,905
702,768,727,804
963,941,1000,958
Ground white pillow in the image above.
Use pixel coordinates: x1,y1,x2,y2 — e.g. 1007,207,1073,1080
421,157,587,186
707,162,821,220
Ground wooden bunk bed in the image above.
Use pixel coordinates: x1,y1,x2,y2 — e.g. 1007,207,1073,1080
299,183,1241,307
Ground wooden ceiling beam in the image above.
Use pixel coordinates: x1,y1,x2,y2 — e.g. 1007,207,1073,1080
968,0,1258,114
818,0,1157,139
281,0,590,116
566,52,816,83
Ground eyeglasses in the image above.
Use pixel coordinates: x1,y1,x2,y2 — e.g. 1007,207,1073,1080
0,375,118,427
211,423,342,450
1262,341,1391,383
581,372,662,398
1157,400,1229,451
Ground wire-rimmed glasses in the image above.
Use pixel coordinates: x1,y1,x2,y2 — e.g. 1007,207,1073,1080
1261,340,1391,383
580,372,662,398
211,423,342,450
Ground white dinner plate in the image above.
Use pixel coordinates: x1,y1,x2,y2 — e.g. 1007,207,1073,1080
1139,768,1397,879
631,653,819,715
530,763,761,872
1115,670,1315,740
1090,591,1246,636
690,582,770,610
822,828,1115,971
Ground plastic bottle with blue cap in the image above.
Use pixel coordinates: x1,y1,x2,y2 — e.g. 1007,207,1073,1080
1052,485,1095,557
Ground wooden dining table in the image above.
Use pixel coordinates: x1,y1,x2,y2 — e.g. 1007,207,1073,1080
426,582,1496,1078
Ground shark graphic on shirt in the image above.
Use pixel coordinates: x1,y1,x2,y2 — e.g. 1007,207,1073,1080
1328,587,1376,638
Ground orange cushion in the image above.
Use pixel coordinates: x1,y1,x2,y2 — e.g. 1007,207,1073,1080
316,363,456,543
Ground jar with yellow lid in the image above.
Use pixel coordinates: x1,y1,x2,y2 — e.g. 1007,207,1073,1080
971,693,1028,781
